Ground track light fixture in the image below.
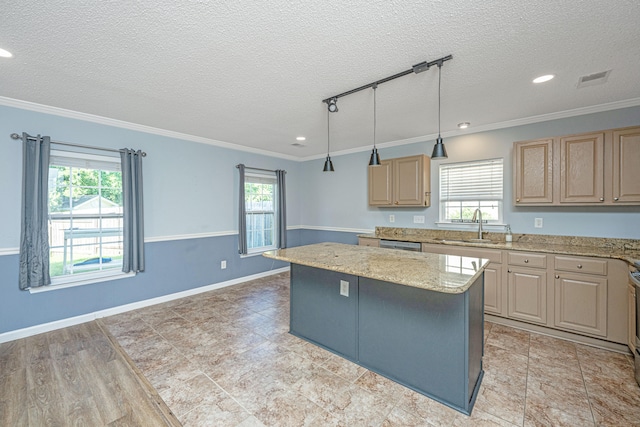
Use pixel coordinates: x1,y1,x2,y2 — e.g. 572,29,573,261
369,85,381,166
323,108,335,172
327,97,338,113
320,55,452,162
431,61,448,159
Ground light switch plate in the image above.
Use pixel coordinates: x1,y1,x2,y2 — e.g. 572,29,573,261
221,260,227,269
413,215,425,224
389,214,395,223
534,218,543,228
340,280,349,297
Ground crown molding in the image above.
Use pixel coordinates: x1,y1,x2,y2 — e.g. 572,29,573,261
298,97,640,161
3,95,639,163
0,96,299,161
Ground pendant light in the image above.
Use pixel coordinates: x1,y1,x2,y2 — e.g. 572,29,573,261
368,84,381,166
431,61,448,159
323,107,335,172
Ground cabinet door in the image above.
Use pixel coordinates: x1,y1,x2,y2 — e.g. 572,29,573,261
394,155,429,206
629,282,637,354
514,139,553,204
368,160,393,205
612,127,640,203
507,267,547,325
560,133,604,203
483,263,503,316
554,273,607,337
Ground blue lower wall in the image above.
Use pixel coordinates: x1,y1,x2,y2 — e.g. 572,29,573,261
0,228,360,335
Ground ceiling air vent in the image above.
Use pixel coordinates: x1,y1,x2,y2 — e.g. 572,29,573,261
577,70,611,88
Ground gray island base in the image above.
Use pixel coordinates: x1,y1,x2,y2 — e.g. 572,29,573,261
263,242,487,415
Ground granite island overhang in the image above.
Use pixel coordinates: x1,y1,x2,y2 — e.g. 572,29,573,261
264,242,489,415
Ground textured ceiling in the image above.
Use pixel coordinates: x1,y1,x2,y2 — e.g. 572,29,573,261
1,1,639,159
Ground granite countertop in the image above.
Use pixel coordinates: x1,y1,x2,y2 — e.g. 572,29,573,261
359,228,640,266
263,242,488,294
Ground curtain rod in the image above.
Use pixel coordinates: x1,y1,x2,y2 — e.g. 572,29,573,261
10,133,147,157
322,54,452,105
236,164,286,174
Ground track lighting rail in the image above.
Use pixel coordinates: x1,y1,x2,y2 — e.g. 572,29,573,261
322,55,452,107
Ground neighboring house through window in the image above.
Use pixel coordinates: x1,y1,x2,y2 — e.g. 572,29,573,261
439,158,504,225
244,172,277,253
48,150,124,283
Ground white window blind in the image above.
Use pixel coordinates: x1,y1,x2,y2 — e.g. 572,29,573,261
440,158,503,201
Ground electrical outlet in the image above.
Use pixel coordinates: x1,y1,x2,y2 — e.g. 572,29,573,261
413,215,425,224
221,260,227,269
340,280,349,297
534,218,543,228
389,214,395,223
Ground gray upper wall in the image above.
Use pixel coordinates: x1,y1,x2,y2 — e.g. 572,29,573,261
298,106,640,239
0,104,303,250
0,103,639,252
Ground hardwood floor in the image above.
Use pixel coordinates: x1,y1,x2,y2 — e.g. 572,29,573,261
0,321,180,426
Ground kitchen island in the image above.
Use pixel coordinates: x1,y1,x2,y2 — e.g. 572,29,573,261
263,242,488,415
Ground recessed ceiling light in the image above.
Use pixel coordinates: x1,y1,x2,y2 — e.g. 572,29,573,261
296,136,306,141
457,122,470,129
0,48,13,58
533,74,554,84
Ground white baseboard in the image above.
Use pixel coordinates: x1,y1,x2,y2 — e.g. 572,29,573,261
0,267,289,344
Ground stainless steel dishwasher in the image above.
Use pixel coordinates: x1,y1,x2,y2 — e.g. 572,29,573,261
379,239,421,251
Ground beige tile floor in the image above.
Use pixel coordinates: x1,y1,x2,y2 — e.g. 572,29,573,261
102,272,640,426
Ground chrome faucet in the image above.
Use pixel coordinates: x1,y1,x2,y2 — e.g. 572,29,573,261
471,208,483,239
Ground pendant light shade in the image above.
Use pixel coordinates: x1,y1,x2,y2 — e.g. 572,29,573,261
323,107,335,172
323,156,335,172
430,62,448,159
369,147,381,166
431,136,447,158
368,85,382,166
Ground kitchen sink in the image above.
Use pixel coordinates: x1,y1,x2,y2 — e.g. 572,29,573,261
438,239,499,245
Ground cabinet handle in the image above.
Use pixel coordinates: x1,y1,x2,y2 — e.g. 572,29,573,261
614,197,619,201
395,201,399,205
508,269,512,273
555,274,560,279
599,198,604,201
516,198,520,202
524,259,529,263
577,264,582,269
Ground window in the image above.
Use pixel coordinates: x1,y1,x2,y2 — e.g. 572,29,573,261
439,158,504,224
244,173,277,253
48,150,124,283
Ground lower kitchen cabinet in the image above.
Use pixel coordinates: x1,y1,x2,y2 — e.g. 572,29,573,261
507,266,547,325
554,273,607,337
422,243,504,316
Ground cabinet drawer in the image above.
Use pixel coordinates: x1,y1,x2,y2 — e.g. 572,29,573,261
507,252,547,269
554,256,607,276
358,237,380,248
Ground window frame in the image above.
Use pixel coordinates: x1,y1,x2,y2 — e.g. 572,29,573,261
243,171,278,255
47,149,131,289
437,158,505,227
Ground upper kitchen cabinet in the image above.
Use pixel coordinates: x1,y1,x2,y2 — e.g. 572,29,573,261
513,126,640,206
368,155,430,207
560,132,604,203
513,139,553,204
612,127,640,203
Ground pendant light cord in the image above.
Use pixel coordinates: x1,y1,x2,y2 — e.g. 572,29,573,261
327,108,331,155
373,84,377,149
438,63,442,137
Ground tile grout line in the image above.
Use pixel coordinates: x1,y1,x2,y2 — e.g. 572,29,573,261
575,345,599,426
